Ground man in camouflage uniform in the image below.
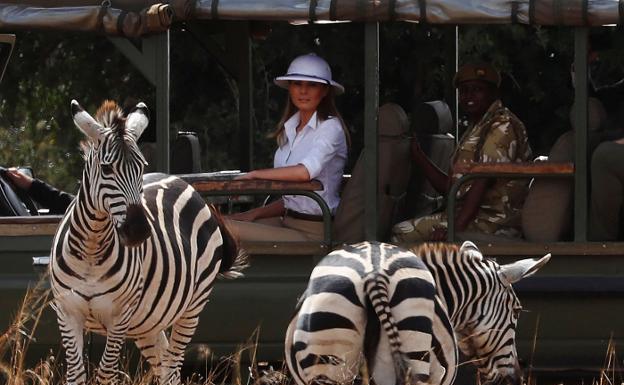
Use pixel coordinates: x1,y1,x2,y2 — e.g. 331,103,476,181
392,63,532,242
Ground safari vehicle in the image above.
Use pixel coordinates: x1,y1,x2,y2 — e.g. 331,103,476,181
1,0,624,382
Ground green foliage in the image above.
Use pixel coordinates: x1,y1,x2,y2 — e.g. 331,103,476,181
0,31,153,192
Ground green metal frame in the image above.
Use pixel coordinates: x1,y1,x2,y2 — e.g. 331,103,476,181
573,27,589,242
178,173,333,245
364,22,380,241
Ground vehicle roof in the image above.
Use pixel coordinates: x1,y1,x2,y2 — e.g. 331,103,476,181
0,1,621,37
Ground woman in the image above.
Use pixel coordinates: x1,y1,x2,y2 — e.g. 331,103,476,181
227,53,349,242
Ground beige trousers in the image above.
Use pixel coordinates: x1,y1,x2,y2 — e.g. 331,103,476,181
225,216,324,242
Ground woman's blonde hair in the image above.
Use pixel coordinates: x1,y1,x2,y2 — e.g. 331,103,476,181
269,85,351,148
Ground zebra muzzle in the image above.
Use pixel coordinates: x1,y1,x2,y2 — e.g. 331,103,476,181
118,204,151,247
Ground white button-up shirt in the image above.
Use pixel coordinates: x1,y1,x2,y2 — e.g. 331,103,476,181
274,111,347,215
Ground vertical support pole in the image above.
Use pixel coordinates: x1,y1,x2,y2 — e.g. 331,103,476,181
144,32,170,173
364,22,380,241
573,27,588,242
444,26,459,140
234,23,253,171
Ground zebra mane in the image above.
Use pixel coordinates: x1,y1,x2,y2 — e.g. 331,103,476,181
411,242,487,264
95,100,126,138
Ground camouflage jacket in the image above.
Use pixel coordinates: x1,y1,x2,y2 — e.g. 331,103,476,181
450,100,532,236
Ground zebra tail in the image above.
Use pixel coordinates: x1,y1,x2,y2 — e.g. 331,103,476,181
209,204,249,279
364,273,411,385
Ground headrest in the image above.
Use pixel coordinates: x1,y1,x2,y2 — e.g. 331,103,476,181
378,103,408,137
412,100,454,135
569,96,607,132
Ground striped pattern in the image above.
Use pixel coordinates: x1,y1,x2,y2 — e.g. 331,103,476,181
285,241,549,385
285,242,452,385
413,242,548,385
50,100,244,385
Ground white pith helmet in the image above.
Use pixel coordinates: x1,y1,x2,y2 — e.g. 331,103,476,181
274,53,344,95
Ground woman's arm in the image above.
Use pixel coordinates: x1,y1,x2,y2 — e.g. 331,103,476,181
236,164,311,182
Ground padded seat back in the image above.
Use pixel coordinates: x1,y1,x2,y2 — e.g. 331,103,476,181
333,103,411,243
406,100,455,217
171,131,202,174
521,131,575,242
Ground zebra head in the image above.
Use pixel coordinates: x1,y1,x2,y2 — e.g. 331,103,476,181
71,99,151,247
455,241,550,385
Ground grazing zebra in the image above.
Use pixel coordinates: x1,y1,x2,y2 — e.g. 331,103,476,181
50,100,246,385
285,241,549,385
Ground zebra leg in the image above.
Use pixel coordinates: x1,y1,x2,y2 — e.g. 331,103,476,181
284,314,307,385
287,303,366,385
162,314,201,385
135,331,170,383
96,319,132,384
55,305,87,385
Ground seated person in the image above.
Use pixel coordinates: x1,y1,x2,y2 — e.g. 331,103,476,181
2,167,74,215
225,53,349,242
589,137,624,241
391,63,532,242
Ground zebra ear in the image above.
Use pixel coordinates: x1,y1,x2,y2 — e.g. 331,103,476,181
498,253,551,286
71,100,103,141
125,102,149,140
460,240,479,253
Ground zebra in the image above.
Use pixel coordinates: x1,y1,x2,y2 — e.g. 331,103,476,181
285,241,550,385
50,99,246,385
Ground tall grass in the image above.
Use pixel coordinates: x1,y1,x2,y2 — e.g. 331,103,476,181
0,274,56,385
0,275,288,385
3,277,622,385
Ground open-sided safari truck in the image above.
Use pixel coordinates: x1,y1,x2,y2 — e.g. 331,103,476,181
2,0,624,381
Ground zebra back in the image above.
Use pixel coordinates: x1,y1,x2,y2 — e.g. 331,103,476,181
285,242,453,385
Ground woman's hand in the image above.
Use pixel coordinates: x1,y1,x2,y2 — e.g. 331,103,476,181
6,167,33,190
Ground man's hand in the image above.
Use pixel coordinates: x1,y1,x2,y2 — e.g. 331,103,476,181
6,167,33,190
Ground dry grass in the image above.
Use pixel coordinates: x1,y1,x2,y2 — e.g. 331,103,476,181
3,278,623,385
0,275,290,385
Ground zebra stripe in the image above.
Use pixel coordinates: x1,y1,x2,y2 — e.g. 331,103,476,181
285,242,441,385
412,242,549,385
50,100,245,385
285,241,549,385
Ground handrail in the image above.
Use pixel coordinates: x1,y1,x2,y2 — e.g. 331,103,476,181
177,172,332,246
446,162,575,242
0,215,62,236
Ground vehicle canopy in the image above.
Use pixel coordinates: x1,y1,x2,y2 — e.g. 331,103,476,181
0,0,622,37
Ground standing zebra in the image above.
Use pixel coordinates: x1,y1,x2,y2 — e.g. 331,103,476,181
50,100,246,385
285,241,549,385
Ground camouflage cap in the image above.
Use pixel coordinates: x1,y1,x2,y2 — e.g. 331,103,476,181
453,63,501,88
